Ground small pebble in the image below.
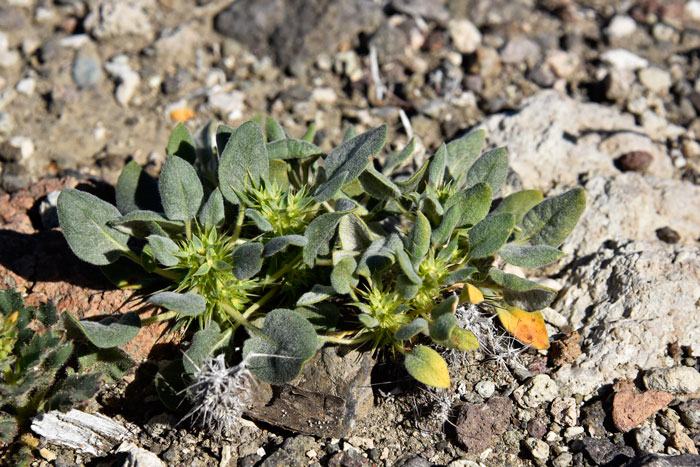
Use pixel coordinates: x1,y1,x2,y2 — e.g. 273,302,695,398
527,419,547,439
72,54,103,89
500,38,541,65
15,77,35,96
475,380,495,399
606,15,637,39
639,67,672,95
688,1,700,21
644,366,700,394
524,437,550,461
656,227,680,244
601,48,649,71
448,19,481,54
0,111,13,142
552,452,573,467
615,151,653,172
521,374,559,409
563,426,584,439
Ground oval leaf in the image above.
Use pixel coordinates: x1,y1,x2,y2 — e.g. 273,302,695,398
218,121,270,204
358,166,401,200
147,234,180,267
430,312,457,341
444,182,492,228
296,284,337,306
493,189,543,225
183,322,224,376
267,138,322,160
428,143,447,188
148,291,206,317
446,129,485,182
466,147,508,193
407,211,431,268
437,327,479,351
263,235,308,257
488,268,557,311
468,213,515,259
519,188,586,247
496,306,550,350
242,309,318,385
404,345,450,388
66,311,140,348
116,161,161,214
57,189,129,265
395,318,429,340
499,244,564,268
158,155,204,222
382,137,415,175
198,188,225,228
166,122,197,164
330,256,358,294
303,209,353,267
459,283,484,304
232,242,264,280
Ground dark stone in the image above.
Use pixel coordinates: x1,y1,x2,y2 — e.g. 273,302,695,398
678,399,700,429
327,450,364,467
395,455,431,467
571,437,635,466
245,347,374,437
214,0,383,73
527,419,547,439
622,453,700,467
1,163,31,193
370,22,410,62
615,151,654,172
455,396,513,454
259,435,319,467
655,227,680,244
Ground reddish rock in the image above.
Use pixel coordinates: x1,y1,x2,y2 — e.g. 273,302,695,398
612,389,674,432
455,396,513,454
615,151,653,172
549,330,581,367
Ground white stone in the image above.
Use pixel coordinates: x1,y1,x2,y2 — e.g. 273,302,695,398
0,32,9,54
448,19,482,54
687,0,700,21
59,34,91,49
311,87,337,105
606,15,637,39
547,50,580,79
104,56,140,107
601,49,649,71
0,51,20,68
550,397,579,427
643,367,700,395
115,442,165,467
8,136,34,160
552,452,573,467
524,437,550,461
208,90,245,120
256,447,266,457
638,67,672,95
306,449,317,459
475,380,496,399
84,0,155,40
521,375,558,408
563,426,584,438
15,77,35,96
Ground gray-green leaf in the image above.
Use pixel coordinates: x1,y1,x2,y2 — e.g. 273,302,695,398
444,182,492,228
428,143,447,188
394,318,429,340
330,256,358,294
66,311,140,348
233,242,264,280
218,121,269,204
245,208,273,232
198,188,225,228
267,138,322,160
263,235,307,257
158,155,203,222
148,291,206,317
303,209,353,267
115,161,162,214
499,244,564,268
358,166,401,200
147,234,180,267
466,147,508,193
166,122,197,164
468,213,515,258
446,129,485,182
296,285,337,306
57,189,129,265
406,211,431,268
493,189,543,225
488,268,556,311
519,188,586,247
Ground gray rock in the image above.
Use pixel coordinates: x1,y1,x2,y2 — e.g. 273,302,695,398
0,162,30,192
84,0,155,41
633,426,667,453
214,0,382,73
475,380,495,399
639,67,672,95
448,19,481,54
552,452,573,467
390,0,450,23
643,367,700,395
258,435,319,467
369,22,410,62
524,437,550,462
72,54,103,89
571,437,635,465
0,6,24,30
500,38,541,66
0,111,13,143
622,453,700,466
104,55,140,106
678,399,700,429
601,49,649,71
550,397,578,427
553,240,700,397
520,375,558,409
115,442,165,467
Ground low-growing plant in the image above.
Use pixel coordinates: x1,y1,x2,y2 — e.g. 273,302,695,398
0,289,134,465
56,117,584,403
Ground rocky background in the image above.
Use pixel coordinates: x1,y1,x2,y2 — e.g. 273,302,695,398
1,0,700,466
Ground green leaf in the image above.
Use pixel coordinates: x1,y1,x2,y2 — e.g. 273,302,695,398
382,137,415,175
466,147,508,193
394,318,429,340
263,235,307,257
358,313,379,328
313,170,347,203
421,193,444,225
155,359,188,410
295,302,338,332
57,189,129,265
232,242,264,280
115,161,162,214
147,235,179,267
446,129,485,182
0,287,25,317
430,312,457,341
148,292,206,317
36,302,58,327
428,143,447,188
493,189,543,225
183,323,224,377
303,210,353,267
264,116,286,141
396,274,420,299
488,268,557,311
65,312,140,348
468,213,515,258
436,236,459,262
342,126,357,142
267,139,322,159
356,234,402,278
444,267,477,285
395,159,430,194
330,256,358,294
166,122,197,164
198,188,225,228
245,208,273,232
158,155,204,222
358,166,401,200
519,188,586,247
296,284,336,306
499,244,564,268
395,248,422,285
406,211,431,268
404,345,450,388
0,412,18,444
269,159,290,188
431,295,458,318
77,347,134,382
338,214,373,251
302,123,316,143
243,309,318,385
315,125,387,202
435,327,479,351
45,373,102,412
444,182,492,228
218,121,270,204
431,205,460,247
215,124,234,155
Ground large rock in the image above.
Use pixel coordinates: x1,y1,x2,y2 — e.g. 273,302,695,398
478,91,674,195
214,0,383,74
552,240,700,397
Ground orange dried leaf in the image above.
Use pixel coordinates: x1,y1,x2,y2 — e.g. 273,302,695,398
460,283,484,304
170,108,195,122
497,306,550,350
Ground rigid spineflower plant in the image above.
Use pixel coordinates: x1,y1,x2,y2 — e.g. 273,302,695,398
57,116,585,409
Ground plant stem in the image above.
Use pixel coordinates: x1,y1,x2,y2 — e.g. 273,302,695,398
231,206,246,243
222,302,274,345
321,335,367,345
242,289,277,319
141,310,178,325
262,252,302,286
